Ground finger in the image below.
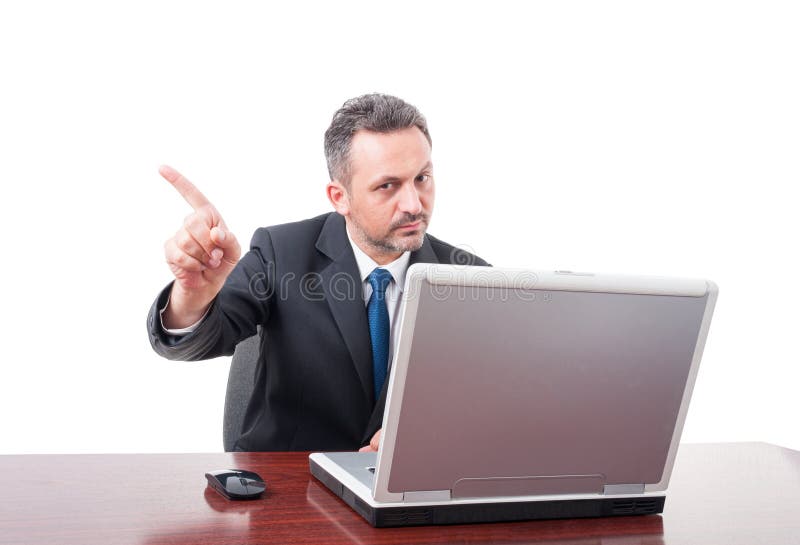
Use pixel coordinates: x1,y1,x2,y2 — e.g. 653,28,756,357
184,205,222,230
159,165,213,211
173,229,215,264
210,225,239,250
165,238,207,272
184,215,221,260
210,226,241,264
370,429,381,451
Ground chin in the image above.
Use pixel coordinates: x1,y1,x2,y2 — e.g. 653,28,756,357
392,232,425,252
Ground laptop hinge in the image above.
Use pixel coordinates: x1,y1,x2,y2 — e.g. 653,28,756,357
603,483,645,495
402,489,451,502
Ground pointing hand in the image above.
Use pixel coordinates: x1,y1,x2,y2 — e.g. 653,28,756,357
160,165,242,328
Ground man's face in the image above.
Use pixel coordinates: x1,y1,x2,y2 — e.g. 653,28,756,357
333,127,435,263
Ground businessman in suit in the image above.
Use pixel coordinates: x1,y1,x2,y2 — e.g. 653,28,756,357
147,93,488,451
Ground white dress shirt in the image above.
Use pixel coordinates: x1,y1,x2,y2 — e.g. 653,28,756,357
345,226,410,368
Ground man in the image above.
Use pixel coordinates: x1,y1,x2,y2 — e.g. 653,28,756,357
147,93,489,452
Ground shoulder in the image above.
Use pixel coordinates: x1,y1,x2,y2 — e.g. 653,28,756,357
426,233,491,267
249,212,332,249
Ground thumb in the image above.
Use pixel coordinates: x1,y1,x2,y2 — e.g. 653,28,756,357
210,226,236,248
209,226,242,267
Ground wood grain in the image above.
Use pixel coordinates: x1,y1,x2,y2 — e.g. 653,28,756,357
0,443,798,544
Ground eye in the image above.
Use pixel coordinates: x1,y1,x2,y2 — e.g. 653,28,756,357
378,182,394,190
416,174,430,183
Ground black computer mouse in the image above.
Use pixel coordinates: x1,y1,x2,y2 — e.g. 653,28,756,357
205,469,266,500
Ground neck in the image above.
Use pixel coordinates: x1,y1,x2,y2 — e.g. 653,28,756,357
370,251,402,266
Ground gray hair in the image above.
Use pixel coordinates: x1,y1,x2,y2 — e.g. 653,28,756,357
324,93,432,187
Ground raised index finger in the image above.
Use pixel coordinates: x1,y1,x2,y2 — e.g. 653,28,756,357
159,165,212,211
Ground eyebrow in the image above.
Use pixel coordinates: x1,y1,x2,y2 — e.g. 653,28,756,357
371,161,433,185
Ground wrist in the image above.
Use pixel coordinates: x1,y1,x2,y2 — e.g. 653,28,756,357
163,285,214,329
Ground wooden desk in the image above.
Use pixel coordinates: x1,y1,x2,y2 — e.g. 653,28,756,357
1,442,798,544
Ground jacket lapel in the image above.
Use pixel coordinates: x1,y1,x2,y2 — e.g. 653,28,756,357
316,213,375,407
408,233,439,267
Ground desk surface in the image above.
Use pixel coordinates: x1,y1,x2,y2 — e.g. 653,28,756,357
1,442,799,545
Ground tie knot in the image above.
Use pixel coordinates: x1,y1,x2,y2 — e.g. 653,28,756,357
368,268,393,295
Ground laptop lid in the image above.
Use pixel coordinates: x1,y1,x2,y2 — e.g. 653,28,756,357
373,265,717,503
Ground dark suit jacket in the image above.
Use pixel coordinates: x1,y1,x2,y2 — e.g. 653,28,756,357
147,212,489,451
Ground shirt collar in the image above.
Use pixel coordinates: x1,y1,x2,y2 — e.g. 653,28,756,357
346,225,411,292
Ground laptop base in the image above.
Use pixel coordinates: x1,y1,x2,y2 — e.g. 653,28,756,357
310,457,665,528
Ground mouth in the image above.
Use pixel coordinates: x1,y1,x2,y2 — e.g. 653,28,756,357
395,221,422,231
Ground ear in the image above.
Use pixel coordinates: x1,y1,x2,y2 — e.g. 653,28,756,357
326,180,350,216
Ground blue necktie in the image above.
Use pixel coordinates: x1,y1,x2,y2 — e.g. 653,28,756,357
367,268,393,399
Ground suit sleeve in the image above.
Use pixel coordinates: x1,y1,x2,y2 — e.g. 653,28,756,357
146,228,276,361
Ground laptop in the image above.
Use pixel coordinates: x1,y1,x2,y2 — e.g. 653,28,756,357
310,264,718,527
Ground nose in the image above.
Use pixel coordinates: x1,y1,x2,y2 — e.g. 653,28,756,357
398,181,423,215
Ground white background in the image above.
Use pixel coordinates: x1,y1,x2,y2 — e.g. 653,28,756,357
0,1,797,454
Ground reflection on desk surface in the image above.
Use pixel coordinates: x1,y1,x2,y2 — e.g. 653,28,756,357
1,443,799,545
304,478,666,545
